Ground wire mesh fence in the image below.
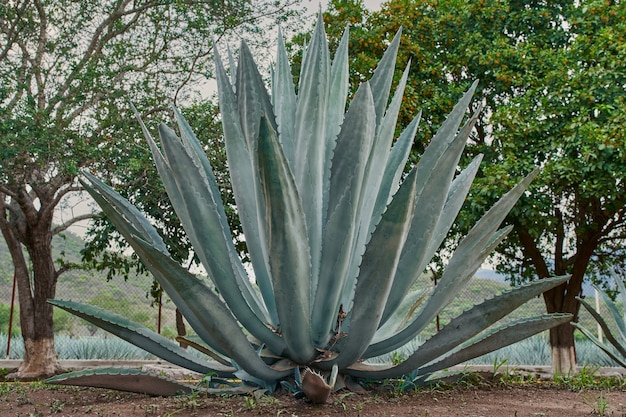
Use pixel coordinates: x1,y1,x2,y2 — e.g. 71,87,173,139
0,266,605,359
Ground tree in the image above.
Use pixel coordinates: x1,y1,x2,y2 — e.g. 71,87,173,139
318,0,626,373
0,0,300,379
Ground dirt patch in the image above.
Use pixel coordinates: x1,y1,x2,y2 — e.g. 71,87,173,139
1,382,626,416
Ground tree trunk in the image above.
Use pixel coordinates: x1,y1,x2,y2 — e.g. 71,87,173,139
543,281,580,375
0,196,62,380
549,322,576,375
16,231,62,379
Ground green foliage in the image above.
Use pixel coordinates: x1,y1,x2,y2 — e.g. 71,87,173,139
316,0,626,371
51,18,571,397
0,0,302,376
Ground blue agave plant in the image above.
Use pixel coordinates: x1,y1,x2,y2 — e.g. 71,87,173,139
48,17,571,399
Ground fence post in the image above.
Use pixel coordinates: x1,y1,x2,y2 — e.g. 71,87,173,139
6,271,17,359
595,287,603,343
157,292,162,334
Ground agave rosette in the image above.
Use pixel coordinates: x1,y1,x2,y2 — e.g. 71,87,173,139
50,17,571,391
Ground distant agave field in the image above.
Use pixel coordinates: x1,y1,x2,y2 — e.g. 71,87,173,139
0,333,619,367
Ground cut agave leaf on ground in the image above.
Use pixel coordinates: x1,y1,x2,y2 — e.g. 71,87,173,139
46,368,195,396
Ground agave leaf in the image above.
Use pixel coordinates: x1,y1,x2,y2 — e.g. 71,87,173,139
572,323,626,368
427,154,484,256
576,296,626,359
365,225,514,358
312,82,377,346
346,314,572,379
170,106,222,203
294,13,331,291
385,276,570,374
214,45,277,325
379,107,481,328
236,41,278,153
81,171,166,253
81,176,286,357
373,288,432,343
323,24,350,229
130,236,293,381
258,115,315,363
343,62,413,311
48,300,228,376
418,313,573,376
370,167,538,357
594,284,626,342
369,112,421,232
46,367,195,396
325,24,349,154
330,167,418,369
273,28,297,167
227,46,237,87
368,27,402,126
155,124,268,321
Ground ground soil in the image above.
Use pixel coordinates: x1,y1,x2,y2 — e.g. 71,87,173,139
2,380,626,417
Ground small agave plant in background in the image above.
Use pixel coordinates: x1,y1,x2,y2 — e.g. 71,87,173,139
48,16,572,401
573,276,626,368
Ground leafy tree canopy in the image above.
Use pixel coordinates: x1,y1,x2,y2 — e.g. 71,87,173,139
315,0,626,372
0,0,301,379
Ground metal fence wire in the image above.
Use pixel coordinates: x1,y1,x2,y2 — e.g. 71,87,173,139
0,267,601,357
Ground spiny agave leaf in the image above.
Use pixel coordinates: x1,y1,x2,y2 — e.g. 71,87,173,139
346,314,572,379
312,82,377,346
258,115,315,363
168,107,274,317
379,107,481,329
237,40,278,152
376,154,483,329
171,106,222,199
323,24,350,228
572,322,626,368
368,27,402,126
369,112,421,233
373,288,431,344
326,23,349,152
294,13,331,292
81,175,286,357
330,167,417,369
594,284,626,342
227,46,237,87
48,300,227,376
383,168,538,355
80,172,166,254
155,124,269,323
130,235,292,381
364,225,513,358
384,276,570,375
418,81,479,175
418,313,573,376
215,47,278,325
344,62,413,312
427,154,484,256
46,367,195,396
273,28,297,167
576,296,626,359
